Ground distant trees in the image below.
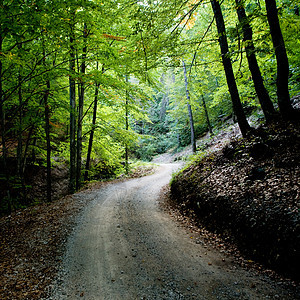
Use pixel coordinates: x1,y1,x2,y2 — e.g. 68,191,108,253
182,60,196,153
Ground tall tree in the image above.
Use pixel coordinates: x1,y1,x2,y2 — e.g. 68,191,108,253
44,79,51,203
17,45,23,179
182,60,196,153
42,37,52,203
210,0,251,137
84,81,100,181
69,10,76,194
265,0,295,119
76,23,88,190
125,74,129,174
0,25,11,212
235,0,277,122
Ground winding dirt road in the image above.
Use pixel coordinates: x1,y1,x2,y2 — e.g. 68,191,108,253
49,164,298,299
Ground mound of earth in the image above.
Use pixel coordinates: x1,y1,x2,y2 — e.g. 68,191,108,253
170,121,300,280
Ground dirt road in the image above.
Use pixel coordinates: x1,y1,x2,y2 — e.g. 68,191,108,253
49,164,298,299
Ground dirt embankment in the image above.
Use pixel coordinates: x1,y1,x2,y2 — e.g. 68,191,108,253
170,121,300,280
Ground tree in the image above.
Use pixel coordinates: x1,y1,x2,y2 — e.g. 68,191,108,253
125,74,129,174
182,60,196,153
0,17,11,212
69,8,76,194
210,0,251,137
76,23,88,190
265,0,296,119
42,39,52,203
235,0,277,122
44,78,51,203
84,62,100,181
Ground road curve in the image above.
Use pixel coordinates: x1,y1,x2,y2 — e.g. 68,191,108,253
49,164,297,299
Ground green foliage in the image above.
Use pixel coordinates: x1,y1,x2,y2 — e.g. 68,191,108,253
86,159,123,181
0,0,300,212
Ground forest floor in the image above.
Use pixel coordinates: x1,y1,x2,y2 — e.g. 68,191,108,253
0,165,157,299
0,116,299,299
168,118,300,282
2,164,299,299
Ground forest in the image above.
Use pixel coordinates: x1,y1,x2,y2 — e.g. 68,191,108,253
1,0,300,298
0,0,299,213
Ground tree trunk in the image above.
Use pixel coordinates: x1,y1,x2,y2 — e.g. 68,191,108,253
0,33,11,213
44,81,51,202
17,43,26,202
42,38,52,202
202,95,213,135
69,19,76,194
182,60,196,153
76,23,87,190
84,82,100,181
159,74,169,122
22,125,34,175
17,44,23,181
210,0,251,137
125,74,129,174
235,0,276,122
265,0,294,118
17,75,23,178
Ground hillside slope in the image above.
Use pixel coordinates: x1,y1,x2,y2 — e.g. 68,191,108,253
170,121,300,280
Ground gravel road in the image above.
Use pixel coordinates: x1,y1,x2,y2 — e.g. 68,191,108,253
48,164,298,299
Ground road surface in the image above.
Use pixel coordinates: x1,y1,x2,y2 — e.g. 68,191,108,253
49,164,297,299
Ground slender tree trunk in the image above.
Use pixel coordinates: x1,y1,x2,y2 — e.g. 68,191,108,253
84,63,104,181
31,137,37,162
0,33,11,213
69,19,76,194
210,0,251,137
76,23,87,190
202,95,213,135
265,0,294,118
159,74,168,122
22,125,34,174
16,43,27,202
17,60,23,180
125,74,129,174
235,0,276,122
17,83,22,178
182,60,196,153
84,82,100,181
44,81,51,202
42,37,52,202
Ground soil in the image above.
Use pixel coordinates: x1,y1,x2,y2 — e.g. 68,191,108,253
170,120,300,281
0,184,106,299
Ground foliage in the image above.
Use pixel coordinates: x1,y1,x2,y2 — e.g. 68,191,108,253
0,0,299,210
